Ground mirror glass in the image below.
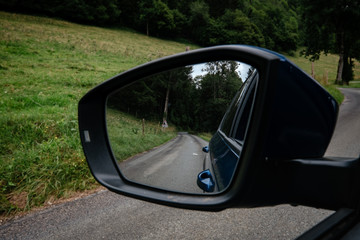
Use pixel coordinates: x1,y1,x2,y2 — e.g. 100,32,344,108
106,60,256,194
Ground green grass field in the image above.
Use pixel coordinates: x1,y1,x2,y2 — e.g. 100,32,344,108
0,11,196,214
0,11,358,215
287,51,360,83
287,51,360,103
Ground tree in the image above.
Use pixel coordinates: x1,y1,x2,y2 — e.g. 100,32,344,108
196,61,243,132
212,9,265,47
187,0,211,45
207,0,239,17
4,0,122,25
242,0,299,52
138,0,176,37
1,0,303,52
301,0,360,84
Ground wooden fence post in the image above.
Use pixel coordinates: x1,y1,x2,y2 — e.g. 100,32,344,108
142,118,145,136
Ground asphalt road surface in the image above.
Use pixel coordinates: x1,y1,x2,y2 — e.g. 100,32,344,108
325,88,360,158
119,132,208,193
1,89,360,240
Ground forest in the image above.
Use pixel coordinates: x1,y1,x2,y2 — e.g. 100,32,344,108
107,61,250,132
1,0,359,82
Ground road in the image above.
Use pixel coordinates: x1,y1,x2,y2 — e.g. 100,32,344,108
325,88,360,158
119,133,207,193
1,89,359,239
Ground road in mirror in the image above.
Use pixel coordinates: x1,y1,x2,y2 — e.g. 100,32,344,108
106,60,255,194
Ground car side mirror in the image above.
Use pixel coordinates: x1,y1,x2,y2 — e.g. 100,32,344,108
105,60,255,194
79,45,359,211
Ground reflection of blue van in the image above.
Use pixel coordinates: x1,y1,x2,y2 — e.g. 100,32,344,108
198,70,258,192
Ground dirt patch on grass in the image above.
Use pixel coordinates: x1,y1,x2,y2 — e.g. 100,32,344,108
8,191,28,209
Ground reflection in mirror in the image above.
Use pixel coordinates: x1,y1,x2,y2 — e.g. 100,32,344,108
106,61,256,194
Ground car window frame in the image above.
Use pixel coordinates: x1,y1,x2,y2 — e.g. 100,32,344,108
218,69,258,145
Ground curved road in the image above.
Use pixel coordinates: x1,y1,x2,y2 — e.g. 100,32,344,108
119,133,208,193
2,89,360,239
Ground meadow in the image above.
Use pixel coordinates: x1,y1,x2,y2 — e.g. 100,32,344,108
0,11,195,214
106,108,177,162
0,11,358,215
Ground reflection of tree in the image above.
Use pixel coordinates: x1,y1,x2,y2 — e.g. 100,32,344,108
196,61,243,132
246,66,256,79
107,61,244,133
162,71,172,123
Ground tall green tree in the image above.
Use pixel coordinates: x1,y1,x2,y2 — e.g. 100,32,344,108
207,0,239,17
210,9,265,47
301,0,360,84
138,0,176,37
0,0,121,24
1,0,303,52
197,61,243,132
241,0,299,52
187,0,211,45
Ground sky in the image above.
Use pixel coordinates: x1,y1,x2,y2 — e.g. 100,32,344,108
190,61,253,81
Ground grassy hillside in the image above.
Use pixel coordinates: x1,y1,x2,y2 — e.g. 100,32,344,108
288,52,360,84
0,11,358,215
0,11,195,214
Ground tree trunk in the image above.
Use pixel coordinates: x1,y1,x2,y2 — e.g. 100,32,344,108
336,31,345,84
146,21,149,36
213,81,215,100
163,72,173,123
163,84,170,122
142,119,145,136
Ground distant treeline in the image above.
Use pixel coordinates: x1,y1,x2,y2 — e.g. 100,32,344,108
107,61,247,132
0,0,301,53
3,0,359,83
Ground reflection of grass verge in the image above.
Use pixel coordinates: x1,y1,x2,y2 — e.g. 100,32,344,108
107,109,177,162
196,132,213,143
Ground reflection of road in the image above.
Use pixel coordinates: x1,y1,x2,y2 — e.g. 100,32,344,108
119,132,208,193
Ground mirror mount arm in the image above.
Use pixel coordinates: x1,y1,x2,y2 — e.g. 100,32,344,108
276,157,360,210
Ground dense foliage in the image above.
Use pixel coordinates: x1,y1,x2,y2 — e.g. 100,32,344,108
2,0,359,81
108,61,245,133
1,0,299,53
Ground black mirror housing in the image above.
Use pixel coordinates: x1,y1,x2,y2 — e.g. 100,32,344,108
78,45,359,211
264,60,338,159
